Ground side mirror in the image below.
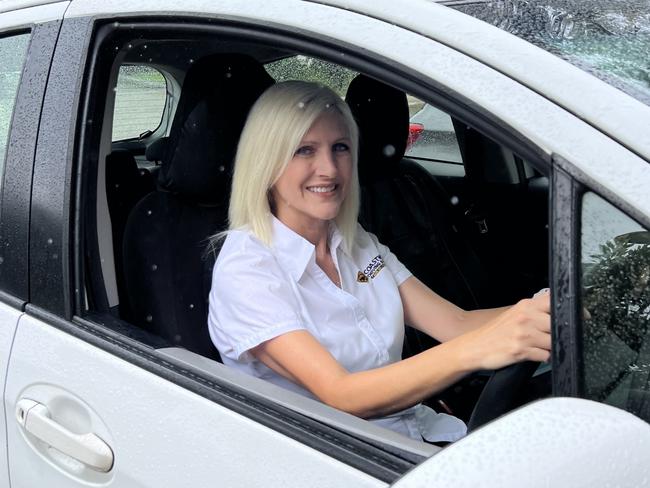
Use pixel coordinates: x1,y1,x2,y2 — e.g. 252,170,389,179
393,398,650,487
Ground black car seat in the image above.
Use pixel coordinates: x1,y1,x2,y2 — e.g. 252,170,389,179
345,75,497,319
122,53,274,360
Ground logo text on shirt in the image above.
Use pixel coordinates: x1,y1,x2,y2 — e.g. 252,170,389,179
358,255,385,282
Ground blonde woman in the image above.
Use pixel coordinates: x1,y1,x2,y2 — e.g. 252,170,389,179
208,80,550,443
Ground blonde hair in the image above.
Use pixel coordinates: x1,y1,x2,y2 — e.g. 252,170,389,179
227,80,359,250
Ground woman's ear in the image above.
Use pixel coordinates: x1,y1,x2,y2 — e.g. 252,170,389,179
267,188,276,213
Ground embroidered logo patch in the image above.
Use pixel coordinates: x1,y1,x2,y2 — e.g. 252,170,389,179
358,255,385,282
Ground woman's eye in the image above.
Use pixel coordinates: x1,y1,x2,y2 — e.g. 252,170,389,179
333,142,350,152
295,146,314,156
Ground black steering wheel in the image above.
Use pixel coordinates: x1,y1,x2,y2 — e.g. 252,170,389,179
467,361,540,432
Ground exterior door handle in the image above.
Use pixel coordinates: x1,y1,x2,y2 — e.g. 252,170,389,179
16,399,114,473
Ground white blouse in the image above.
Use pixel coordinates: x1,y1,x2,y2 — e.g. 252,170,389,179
208,217,466,443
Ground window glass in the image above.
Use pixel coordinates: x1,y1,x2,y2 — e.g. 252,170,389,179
405,102,463,171
265,55,357,97
0,33,30,176
580,191,650,421
112,65,167,141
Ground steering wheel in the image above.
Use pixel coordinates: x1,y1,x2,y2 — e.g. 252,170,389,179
467,361,540,432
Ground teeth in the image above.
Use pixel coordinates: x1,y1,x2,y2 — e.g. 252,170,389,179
307,185,335,193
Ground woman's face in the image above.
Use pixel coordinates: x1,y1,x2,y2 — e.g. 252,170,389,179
271,110,353,235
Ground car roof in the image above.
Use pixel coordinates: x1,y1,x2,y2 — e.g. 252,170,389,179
0,0,66,14
308,0,650,164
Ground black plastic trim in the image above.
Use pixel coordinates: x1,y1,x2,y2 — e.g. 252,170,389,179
26,304,419,482
0,290,26,311
0,23,60,300
550,161,582,397
29,17,93,318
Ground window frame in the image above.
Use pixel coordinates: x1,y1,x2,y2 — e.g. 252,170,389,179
111,63,170,143
0,22,60,304
551,153,650,399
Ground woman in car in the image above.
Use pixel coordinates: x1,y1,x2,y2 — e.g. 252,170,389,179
207,80,551,443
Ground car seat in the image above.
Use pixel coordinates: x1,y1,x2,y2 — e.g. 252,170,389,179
122,53,274,360
345,75,496,318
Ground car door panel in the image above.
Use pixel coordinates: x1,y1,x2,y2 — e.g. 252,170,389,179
5,314,384,487
0,302,22,487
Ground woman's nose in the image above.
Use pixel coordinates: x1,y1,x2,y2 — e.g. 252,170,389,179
315,149,338,176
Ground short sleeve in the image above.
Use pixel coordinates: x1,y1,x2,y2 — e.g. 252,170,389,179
365,230,412,285
207,232,306,362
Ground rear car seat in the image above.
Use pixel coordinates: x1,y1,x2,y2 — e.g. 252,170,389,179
122,53,274,360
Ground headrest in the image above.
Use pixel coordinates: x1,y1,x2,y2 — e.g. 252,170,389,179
158,53,274,204
345,74,409,184
145,137,168,164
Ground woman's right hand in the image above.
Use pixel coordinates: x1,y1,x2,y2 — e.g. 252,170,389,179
459,293,551,371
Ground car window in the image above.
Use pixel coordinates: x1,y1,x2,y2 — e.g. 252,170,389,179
265,55,357,97
0,33,30,178
448,0,650,106
405,101,464,175
580,191,650,422
112,65,167,141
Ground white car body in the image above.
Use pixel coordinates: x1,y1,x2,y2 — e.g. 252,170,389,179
2,0,650,486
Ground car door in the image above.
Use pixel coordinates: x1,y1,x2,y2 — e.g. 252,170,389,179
1,3,68,487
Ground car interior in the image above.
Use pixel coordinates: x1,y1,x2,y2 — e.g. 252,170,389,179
81,21,552,448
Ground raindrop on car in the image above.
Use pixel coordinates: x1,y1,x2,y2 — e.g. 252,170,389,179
382,144,396,157
450,195,460,206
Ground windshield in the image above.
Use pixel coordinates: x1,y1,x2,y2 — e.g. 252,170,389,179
444,0,650,106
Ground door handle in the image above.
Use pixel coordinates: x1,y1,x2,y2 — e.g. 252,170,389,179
16,399,114,472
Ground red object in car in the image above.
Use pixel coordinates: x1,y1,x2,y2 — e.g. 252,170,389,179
407,122,424,150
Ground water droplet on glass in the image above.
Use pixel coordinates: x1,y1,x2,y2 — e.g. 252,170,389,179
225,72,232,78
47,238,53,245
115,184,120,189
325,103,331,108
143,44,148,49
148,58,153,62
113,87,118,92
52,253,58,260
382,145,396,157
0,257,4,265
450,195,459,206
174,334,182,342
146,315,153,323
114,46,119,51
298,101,305,109
189,58,194,64
127,44,133,49
151,264,158,271
189,304,194,309
218,165,225,172
146,210,152,216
